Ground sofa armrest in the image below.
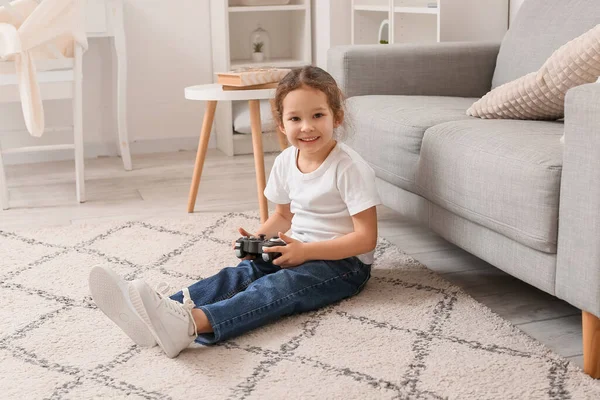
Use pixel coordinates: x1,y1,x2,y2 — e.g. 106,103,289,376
327,42,500,99
556,82,600,317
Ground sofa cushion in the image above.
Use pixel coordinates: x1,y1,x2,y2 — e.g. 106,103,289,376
344,95,477,192
492,0,600,89
416,119,563,253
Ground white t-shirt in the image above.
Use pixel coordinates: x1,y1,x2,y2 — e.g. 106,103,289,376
264,142,381,264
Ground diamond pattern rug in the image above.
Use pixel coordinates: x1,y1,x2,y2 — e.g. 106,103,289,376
1,211,600,399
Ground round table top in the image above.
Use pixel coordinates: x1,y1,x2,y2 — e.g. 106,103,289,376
184,83,276,101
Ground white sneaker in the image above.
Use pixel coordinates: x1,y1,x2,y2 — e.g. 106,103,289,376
88,266,157,347
128,280,198,358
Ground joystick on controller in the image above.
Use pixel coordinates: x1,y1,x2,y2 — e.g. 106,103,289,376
234,234,287,262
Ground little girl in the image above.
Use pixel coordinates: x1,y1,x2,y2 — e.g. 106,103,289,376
89,66,381,358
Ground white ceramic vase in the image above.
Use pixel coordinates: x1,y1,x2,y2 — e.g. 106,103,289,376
378,19,389,44
252,52,265,62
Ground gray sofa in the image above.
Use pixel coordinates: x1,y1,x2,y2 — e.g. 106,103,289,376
328,0,600,378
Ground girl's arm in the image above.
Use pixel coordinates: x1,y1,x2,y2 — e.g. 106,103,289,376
254,203,293,238
303,206,377,260
267,206,378,267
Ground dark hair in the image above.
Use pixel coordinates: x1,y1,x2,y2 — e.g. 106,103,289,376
272,66,345,130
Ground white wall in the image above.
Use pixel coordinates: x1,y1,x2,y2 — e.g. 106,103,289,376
312,0,351,70
2,0,214,164
3,0,524,165
510,0,525,25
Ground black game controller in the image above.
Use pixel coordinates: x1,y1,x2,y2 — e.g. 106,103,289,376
234,234,286,262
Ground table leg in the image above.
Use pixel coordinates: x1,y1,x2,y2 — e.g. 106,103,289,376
187,100,217,213
269,99,289,150
248,100,269,223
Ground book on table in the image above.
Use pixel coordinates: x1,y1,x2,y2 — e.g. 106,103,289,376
217,68,291,88
221,82,279,91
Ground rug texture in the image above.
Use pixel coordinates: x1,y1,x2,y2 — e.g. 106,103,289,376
1,211,600,400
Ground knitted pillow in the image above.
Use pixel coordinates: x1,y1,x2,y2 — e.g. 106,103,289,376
467,24,600,122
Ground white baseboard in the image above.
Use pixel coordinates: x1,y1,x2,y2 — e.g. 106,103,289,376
2,135,216,165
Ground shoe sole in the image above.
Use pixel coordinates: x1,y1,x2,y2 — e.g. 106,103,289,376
128,283,181,358
88,266,156,347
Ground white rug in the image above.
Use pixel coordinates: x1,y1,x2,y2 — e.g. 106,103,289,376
1,211,600,400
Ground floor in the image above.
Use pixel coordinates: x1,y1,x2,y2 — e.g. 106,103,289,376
0,149,585,369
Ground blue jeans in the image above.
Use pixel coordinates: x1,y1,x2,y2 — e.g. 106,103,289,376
170,257,371,344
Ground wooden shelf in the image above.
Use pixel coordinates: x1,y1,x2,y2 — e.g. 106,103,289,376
354,5,388,12
354,5,438,15
230,58,309,69
211,0,312,156
229,5,307,12
395,6,438,15
351,0,508,47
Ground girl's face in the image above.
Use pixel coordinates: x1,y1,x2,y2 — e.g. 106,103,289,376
279,86,342,160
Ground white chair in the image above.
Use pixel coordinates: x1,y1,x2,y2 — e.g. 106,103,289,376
0,0,87,210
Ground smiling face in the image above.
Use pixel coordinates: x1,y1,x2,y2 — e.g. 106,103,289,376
279,86,342,162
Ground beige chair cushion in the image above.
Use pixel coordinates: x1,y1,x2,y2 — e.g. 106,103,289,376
467,24,600,121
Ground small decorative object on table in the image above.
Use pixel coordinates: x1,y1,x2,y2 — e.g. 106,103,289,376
378,19,389,44
217,67,291,90
235,234,287,262
252,41,265,62
250,24,271,62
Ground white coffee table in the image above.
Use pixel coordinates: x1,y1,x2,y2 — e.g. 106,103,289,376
184,83,288,222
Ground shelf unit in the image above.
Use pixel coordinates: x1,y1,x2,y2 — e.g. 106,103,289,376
210,0,312,156
228,4,307,12
351,0,508,45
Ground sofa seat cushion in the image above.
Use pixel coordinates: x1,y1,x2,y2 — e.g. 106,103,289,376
416,119,564,253
345,95,477,192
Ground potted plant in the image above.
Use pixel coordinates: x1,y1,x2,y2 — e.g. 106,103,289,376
252,41,264,62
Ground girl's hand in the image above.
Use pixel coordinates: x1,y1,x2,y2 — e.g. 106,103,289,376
232,227,255,260
238,227,252,238
265,232,306,268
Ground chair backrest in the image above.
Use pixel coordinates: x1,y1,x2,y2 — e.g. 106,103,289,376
492,0,600,89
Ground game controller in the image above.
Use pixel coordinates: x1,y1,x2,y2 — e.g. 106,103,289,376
234,234,287,262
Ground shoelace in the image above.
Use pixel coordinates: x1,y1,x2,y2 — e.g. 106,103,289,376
155,282,198,338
